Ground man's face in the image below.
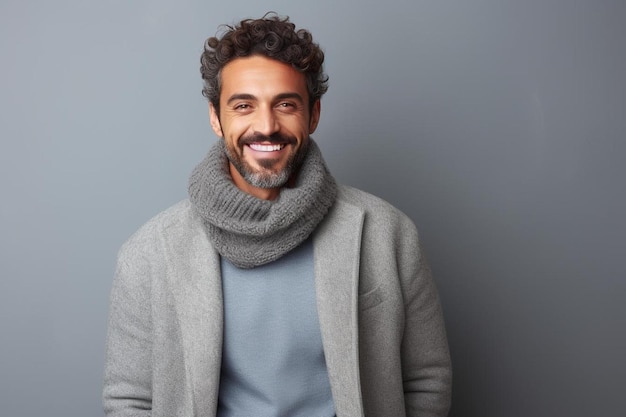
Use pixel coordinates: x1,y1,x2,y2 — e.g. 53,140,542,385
209,55,321,200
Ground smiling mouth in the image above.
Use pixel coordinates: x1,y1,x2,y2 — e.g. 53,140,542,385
248,143,287,152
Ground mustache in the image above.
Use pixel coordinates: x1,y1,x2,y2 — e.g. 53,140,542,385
238,133,297,146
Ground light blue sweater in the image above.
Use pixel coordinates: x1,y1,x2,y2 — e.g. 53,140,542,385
217,238,335,416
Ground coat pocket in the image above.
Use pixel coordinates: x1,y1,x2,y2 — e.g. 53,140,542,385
358,284,389,312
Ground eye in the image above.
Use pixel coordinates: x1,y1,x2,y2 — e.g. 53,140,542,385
234,103,250,110
277,102,296,110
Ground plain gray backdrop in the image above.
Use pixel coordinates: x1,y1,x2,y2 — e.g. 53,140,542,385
1,1,624,416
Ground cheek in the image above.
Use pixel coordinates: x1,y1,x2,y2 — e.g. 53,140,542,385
284,119,311,138
227,120,252,138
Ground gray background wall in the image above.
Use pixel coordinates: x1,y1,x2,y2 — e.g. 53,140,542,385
1,1,624,416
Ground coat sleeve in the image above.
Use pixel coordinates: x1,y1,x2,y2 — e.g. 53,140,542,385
398,219,452,416
103,241,154,416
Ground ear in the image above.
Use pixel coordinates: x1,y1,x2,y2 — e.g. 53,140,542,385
308,100,321,134
209,103,223,137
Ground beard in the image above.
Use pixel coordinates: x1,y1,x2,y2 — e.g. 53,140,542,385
224,133,309,189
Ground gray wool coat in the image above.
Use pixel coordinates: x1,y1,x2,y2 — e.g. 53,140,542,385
103,185,452,417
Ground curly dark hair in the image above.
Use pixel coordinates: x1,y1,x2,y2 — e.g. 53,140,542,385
200,13,328,114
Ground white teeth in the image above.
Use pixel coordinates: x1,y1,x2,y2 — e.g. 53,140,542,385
249,143,285,152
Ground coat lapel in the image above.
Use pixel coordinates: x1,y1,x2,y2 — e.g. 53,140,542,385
168,200,366,416
314,199,365,417
169,212,223,416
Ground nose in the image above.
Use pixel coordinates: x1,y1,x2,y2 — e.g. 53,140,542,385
252,106,279,137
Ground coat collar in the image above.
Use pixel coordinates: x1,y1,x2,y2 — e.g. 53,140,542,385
170,209,223,416
175,197,365,416
313,197,365,417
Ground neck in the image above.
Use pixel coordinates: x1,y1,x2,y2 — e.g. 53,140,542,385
188,138,337,268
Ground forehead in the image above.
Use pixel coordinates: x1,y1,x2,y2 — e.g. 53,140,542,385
220,55,308,99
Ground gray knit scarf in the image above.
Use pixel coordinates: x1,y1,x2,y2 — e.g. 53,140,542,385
188,139,337,269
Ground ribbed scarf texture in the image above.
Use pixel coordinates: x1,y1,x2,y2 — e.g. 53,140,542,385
188,139,337,269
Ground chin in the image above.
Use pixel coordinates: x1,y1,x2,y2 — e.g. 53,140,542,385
244,169,291,189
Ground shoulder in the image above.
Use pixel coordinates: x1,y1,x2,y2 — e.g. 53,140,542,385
335,184,418,238
117,200,201,261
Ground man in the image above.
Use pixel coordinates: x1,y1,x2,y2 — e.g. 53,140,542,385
103,14,452,417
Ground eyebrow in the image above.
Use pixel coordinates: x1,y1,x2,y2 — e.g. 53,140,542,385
226,93,256,105
226,92,305,105
274,92,304,103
